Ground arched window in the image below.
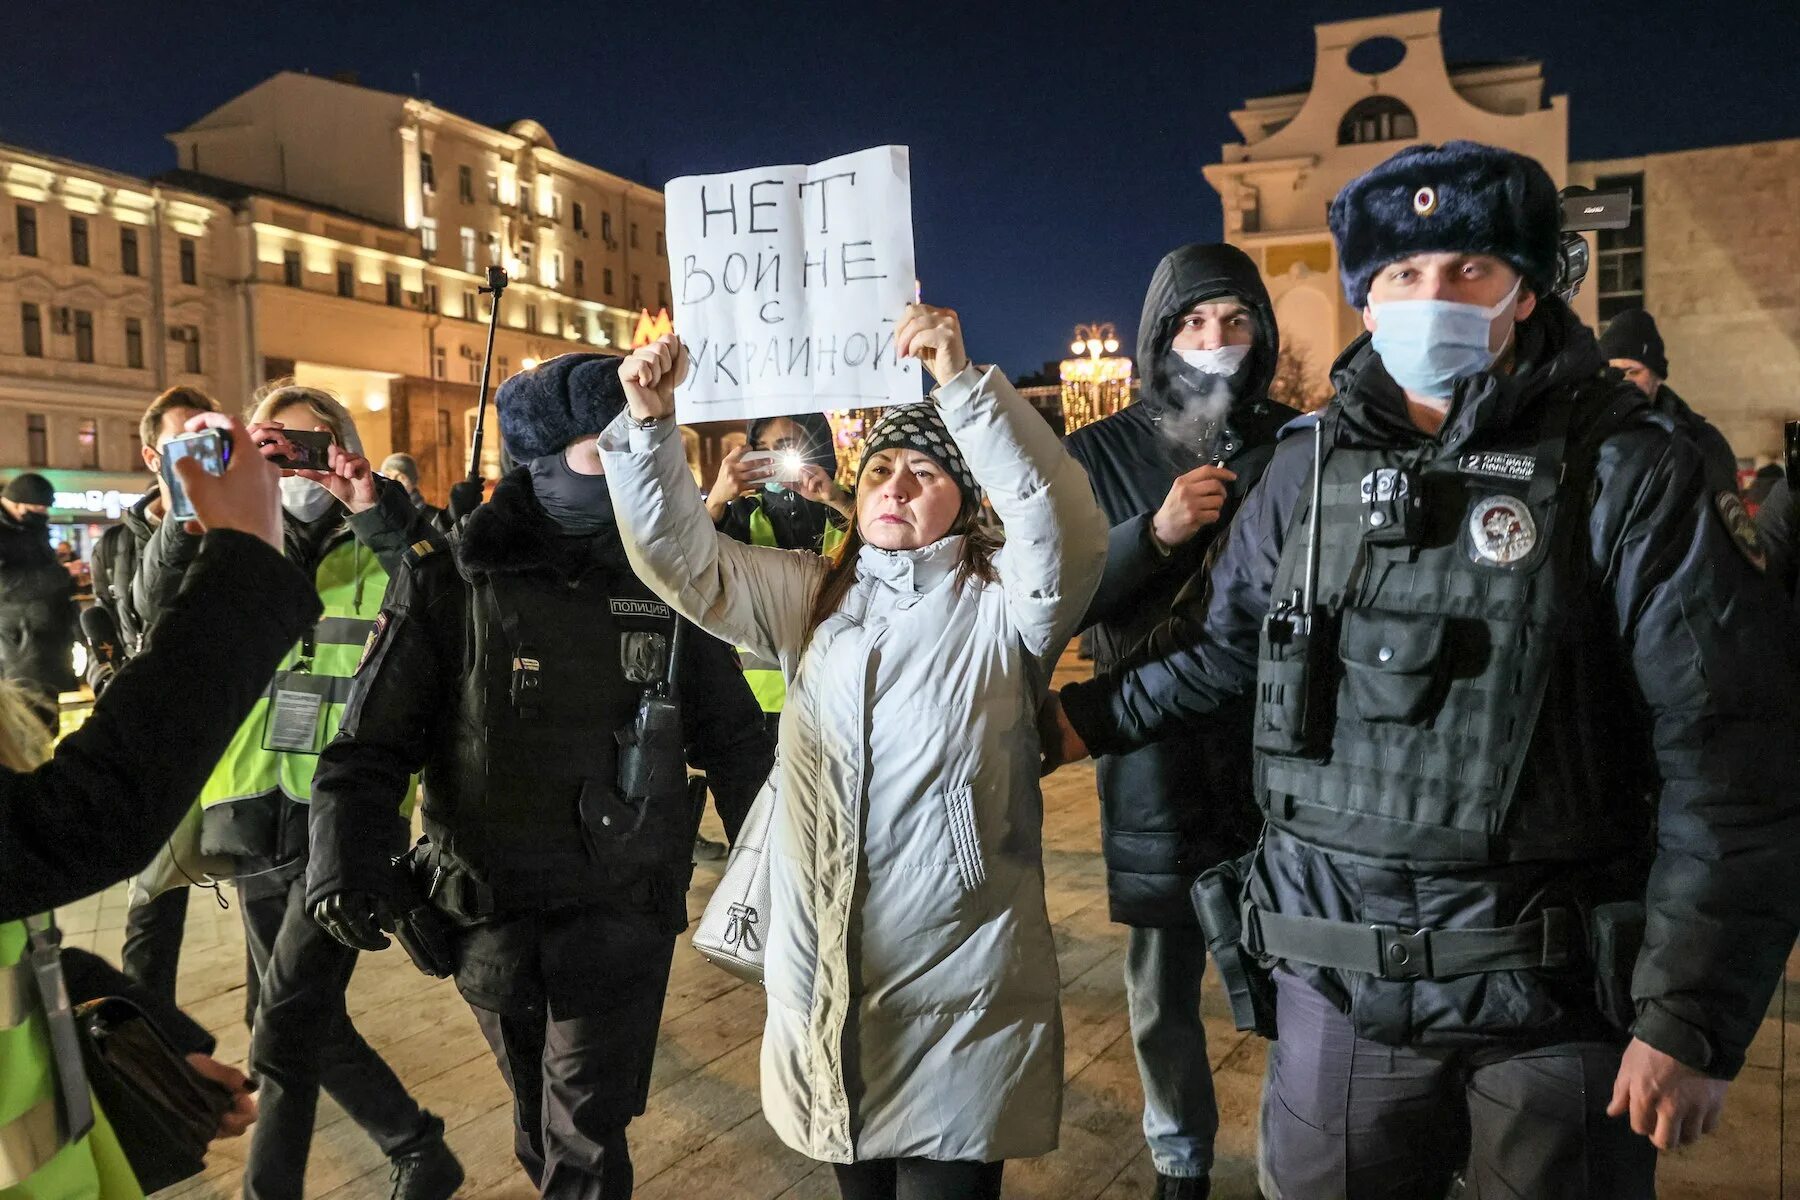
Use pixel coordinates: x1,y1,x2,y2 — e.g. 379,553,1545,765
1338,96,1417,146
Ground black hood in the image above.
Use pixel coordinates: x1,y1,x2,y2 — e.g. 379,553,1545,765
456,466,627,581
1327,292,1608,454
1136,242,1279,413
747,412,839,474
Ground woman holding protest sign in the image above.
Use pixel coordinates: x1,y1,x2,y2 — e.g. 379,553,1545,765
599,305,1106,1198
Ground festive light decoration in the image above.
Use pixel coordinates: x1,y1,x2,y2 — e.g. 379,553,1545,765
1060,322,1133,433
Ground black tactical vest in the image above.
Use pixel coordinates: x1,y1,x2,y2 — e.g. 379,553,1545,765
1253,392,1634,871
421,566,692,907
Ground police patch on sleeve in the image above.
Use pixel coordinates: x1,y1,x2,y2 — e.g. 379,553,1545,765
1468,495,1538,566
356,612,391,674
1714,491,1767,571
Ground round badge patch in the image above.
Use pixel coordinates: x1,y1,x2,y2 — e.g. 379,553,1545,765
1714,491,1767,571
1468,495,1537,566
1413,186,1438,217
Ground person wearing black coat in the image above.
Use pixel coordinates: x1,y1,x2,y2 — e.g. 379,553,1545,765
1598,306,1741,493
0,474,78,722
1,529,318,917
2,418,315,1170
308,352,775,1199
1044,142,1800,1197
1063,242,1296,1200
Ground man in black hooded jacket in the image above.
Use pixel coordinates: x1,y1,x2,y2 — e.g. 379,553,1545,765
308,352,774,1199
1043,142,1800,1197
1063,242,1296,1200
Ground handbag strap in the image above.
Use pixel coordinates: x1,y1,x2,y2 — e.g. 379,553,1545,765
23,915,95,1147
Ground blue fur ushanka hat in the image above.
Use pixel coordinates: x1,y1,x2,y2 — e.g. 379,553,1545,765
496,352,628,462
1328,140,1561,308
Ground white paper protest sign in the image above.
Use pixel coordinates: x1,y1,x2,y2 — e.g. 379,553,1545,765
666,145,919,423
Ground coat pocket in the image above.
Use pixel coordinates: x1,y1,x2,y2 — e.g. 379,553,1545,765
942,785,986,891
1337,608,1450,724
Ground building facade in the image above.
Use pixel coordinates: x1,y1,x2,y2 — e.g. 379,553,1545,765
0,143,242,557
1569,140,1800,459
1204,7,1800,462
165,71,673,500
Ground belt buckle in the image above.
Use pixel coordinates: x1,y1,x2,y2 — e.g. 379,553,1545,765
1372,924,1431,981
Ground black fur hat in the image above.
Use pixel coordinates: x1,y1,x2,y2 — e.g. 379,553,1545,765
496,352,628,463
1328,140,1561,308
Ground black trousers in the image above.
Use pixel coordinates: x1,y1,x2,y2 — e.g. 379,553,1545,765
1258,969,1658,1200
463,903,678,1200
240,872,431,1200
833,1158,1005,1200
119,886,188,1005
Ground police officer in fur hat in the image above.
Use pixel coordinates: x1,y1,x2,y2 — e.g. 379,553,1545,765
1599,307,1740,493
1042,140,1800,1197
307,352,774,1198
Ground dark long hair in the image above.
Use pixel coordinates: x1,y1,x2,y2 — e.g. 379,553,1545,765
804,497,1000,639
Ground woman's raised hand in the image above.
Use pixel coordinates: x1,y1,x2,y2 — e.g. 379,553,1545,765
896,304,971,386
619,334,688,422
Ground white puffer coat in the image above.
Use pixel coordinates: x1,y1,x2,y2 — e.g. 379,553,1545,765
600,365,1106,1163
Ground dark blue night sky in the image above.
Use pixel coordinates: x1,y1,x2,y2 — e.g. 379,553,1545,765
6,0,1797,376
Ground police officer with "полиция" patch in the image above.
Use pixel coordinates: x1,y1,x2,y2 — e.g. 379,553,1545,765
1043,140,1800,1199
305,352,774,1199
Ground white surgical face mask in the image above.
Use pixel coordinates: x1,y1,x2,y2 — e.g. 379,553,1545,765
1368,278,1522,400
1174,344,1253,377
279,476,337,521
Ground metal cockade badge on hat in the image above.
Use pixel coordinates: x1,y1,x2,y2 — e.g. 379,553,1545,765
1468,494,1537,566
1413,186,1439,217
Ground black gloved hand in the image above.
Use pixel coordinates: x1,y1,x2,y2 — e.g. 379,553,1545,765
447,478,486,522
312,891,394,952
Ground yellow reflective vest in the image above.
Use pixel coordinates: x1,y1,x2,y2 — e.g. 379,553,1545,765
198,536,390,812
0,919,142,1199
739,503,845,715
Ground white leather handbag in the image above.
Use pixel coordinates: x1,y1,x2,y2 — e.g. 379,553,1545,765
692,767,776,984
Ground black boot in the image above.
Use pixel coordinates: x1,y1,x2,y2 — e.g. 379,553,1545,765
1153,1175,1211,1200
388,1113,464,1200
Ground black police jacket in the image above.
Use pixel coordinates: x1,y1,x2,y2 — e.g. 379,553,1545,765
1650,381,1739,496
1064,241,1297,927
1061,298,1800,1079
305,468,774,916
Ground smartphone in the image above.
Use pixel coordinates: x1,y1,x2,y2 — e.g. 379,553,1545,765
741,449,806,484
160,429,232,522
267,429,334,471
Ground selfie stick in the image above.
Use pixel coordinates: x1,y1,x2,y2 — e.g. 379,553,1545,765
466,266,510,484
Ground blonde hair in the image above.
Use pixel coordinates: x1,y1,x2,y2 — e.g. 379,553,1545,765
0,681,53,773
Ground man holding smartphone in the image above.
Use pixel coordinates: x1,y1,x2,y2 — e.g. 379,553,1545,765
85,387,225,1011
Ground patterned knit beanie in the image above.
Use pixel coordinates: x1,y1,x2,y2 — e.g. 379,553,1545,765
858,403,977,503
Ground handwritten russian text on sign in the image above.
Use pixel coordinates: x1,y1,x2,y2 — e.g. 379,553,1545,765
667,145,918,422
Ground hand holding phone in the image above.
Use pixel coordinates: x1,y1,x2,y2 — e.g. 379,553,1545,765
262,429,336,471
739,449,806,484
161,430,232,523
166,414,284,549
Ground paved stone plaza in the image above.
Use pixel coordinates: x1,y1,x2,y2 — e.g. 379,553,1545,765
56,652,1799,1198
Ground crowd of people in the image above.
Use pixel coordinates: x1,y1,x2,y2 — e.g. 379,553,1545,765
3,137,1799,1200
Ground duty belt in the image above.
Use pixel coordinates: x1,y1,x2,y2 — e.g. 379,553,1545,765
1242,902,1573,981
